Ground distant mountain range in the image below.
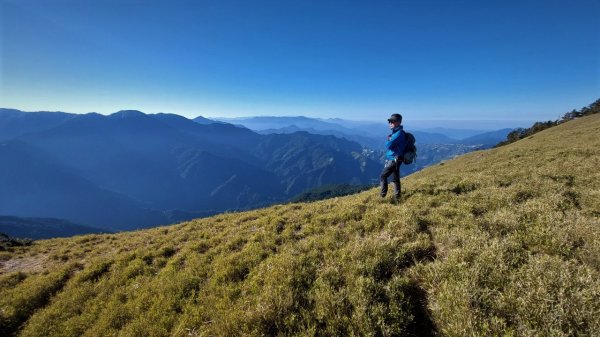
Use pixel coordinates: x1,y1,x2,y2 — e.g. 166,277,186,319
212,116,515,175
213,115,513,147
213,115,519,135
0,108,381,233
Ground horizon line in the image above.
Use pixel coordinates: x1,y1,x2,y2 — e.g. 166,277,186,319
1,107,541,123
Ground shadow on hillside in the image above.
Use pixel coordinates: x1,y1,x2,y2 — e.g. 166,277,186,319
406,216,439,336
406,280,439,337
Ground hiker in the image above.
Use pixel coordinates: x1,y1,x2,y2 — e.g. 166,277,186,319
380,113,408,200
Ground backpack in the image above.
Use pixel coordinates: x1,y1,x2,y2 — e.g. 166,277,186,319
402,132,417,164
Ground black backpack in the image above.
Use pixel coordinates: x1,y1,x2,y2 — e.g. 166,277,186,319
402,132,417,164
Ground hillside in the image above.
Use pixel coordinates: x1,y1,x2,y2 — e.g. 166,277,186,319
0,140,168,231
1,114,599,336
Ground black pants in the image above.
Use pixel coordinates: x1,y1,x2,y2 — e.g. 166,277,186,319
380,160,401,197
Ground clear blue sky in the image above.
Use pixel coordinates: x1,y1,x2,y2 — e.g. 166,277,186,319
1,0,598,121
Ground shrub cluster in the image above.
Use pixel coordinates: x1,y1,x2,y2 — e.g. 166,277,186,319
0,233,33,251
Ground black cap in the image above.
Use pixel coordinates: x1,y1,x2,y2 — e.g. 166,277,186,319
387,113,402,124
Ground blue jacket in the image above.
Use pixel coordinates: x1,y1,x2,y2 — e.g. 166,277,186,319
385,125,407,161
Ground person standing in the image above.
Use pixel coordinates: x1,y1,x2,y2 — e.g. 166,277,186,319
380,113,407,201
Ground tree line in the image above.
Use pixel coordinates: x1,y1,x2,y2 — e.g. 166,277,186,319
496,98,600,147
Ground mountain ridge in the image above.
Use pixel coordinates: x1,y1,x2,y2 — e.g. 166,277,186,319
0,216,107,240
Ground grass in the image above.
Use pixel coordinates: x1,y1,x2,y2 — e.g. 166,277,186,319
1,114,599,336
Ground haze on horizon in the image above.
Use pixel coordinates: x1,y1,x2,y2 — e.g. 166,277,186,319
1,0,598,122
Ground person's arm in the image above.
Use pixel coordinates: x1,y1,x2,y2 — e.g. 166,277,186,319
385,130,406,151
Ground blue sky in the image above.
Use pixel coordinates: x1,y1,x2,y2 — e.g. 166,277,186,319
1,0,598,122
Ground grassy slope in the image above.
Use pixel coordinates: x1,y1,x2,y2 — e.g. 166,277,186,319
1,115,599,336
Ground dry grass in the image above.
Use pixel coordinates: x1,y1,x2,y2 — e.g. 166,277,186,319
1,114,599,336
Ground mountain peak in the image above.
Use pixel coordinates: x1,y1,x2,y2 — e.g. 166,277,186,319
111,110,146,118
193,116,219,125
154,113,190,121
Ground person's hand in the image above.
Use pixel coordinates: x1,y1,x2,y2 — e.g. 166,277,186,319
387,135,391,141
